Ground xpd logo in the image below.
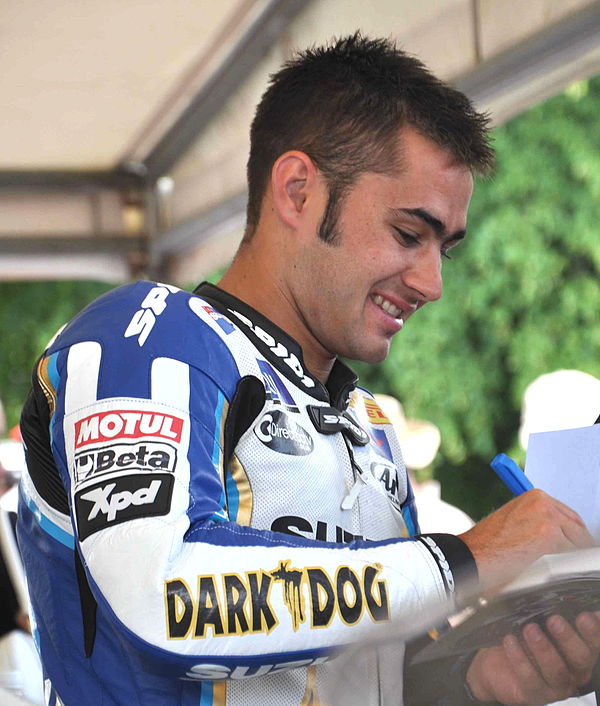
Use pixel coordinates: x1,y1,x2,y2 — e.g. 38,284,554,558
74,441,177,483
75,473,174,540
254,410,313,456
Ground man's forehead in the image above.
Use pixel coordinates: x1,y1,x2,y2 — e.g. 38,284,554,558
353,159,473,214
394,125,462,166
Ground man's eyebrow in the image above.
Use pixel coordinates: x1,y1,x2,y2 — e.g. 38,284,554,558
391,207,466,241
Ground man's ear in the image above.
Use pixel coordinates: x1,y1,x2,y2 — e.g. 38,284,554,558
270,151,323,230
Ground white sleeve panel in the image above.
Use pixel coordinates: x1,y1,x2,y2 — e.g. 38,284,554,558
62,344,454,665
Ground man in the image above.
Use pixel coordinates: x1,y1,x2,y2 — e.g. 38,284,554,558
18,34,600,705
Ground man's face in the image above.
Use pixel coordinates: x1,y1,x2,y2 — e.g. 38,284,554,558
292,128,474,364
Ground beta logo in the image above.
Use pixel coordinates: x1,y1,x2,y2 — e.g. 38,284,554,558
73,441,177,482
75,473,174,540
74,410,183,449
254,410,313,456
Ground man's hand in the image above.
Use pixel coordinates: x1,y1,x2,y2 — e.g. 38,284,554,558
466,612,600,704
459,489,595,593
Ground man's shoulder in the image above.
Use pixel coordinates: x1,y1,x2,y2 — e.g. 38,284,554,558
44,281,247,381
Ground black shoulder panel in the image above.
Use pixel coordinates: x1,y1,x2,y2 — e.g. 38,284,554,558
223,376,266,467
20,365,70,515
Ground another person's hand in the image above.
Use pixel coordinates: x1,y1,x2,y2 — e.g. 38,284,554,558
459,489,595,593
466,612,600,704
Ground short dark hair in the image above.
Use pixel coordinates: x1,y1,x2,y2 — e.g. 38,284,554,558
245,32,493,242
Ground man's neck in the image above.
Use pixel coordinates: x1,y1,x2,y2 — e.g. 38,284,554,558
217,249,335,384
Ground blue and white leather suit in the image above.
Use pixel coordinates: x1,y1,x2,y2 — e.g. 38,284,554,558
18,281,476,705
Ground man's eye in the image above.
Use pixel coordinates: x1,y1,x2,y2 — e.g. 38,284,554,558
393,228,419,246
441,249,452,260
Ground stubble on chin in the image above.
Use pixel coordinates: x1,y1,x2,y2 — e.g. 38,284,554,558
342,335,392,365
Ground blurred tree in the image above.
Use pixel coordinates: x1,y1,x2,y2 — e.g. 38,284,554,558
0,280,111,430
354,75,600,519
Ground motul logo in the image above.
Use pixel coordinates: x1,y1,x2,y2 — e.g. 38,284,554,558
75,410,183,448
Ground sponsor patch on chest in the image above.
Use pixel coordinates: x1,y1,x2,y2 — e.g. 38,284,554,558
253,410,314,456
257,359,299,412
370,460,403,510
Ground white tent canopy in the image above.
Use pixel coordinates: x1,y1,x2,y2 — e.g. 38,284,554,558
1,0,599,284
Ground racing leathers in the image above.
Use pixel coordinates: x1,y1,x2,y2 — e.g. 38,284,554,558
18,280,478,705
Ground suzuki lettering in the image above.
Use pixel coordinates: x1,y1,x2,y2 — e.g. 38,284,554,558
271,515,366,543
183,657,330,681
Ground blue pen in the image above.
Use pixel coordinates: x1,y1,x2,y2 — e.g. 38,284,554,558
490,453,534,496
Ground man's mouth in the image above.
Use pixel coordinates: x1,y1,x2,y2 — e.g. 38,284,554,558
371,294,404,324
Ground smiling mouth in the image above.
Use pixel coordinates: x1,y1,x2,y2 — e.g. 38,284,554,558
371,294,405,323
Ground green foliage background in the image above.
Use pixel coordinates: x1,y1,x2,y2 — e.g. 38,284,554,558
355,77,600,519
2,77,600,521
0,281,112,430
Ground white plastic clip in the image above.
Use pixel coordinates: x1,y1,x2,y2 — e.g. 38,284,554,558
341,474,366,510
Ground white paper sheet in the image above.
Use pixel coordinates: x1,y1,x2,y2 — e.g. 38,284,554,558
525,424,600,541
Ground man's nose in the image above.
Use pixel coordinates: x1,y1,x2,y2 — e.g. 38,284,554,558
402,247,443,303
